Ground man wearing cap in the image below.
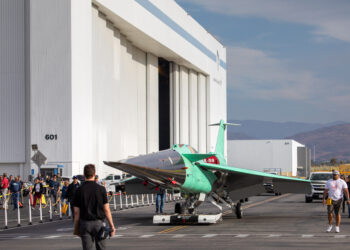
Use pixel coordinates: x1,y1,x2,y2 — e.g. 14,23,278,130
66,176,80,219
323,170,350,233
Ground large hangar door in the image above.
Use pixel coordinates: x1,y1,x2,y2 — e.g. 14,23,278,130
158,58,170,150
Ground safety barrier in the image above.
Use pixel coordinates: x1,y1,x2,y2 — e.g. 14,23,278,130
2,190,182,230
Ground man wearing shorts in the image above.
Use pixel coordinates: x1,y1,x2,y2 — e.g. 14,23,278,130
323,170,350,233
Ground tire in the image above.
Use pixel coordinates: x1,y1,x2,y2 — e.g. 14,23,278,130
174,203,184,214
235,203,243,219
245,197,249,202
305,197,313,203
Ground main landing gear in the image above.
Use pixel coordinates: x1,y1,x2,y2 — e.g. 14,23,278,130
234,202,243,219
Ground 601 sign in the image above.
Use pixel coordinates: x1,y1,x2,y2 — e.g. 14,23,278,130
45,134,58,140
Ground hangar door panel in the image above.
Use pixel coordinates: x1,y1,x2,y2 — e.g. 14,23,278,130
170,64,207,153
0,0,25,162
91,8,147,169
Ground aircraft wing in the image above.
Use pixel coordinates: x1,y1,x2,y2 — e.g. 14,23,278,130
109,176,138,186
198,162,311,201
116,177,161,194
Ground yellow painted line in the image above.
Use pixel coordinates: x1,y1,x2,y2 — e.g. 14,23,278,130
223,194,291,216
158,225,188,234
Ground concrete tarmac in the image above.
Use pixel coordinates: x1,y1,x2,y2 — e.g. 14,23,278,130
0,194,349,250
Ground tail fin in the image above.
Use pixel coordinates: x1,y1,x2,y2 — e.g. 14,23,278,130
209,120,240,156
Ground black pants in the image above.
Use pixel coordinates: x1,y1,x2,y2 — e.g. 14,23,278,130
70,201,74,219
80,219,105,250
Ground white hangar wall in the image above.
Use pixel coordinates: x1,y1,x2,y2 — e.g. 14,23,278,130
94,0,227,153
29,0,72,175
0,0,26,177
0,0,227,179
90,7,148,176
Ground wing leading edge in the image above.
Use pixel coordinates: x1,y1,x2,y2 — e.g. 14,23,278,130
198,162,311,201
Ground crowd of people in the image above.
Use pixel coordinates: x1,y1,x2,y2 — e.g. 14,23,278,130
0,173,25,210
0,172,88,212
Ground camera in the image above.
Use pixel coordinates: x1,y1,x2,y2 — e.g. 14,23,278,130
97,226,113,240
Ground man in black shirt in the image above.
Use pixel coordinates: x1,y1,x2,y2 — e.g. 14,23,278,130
66,176,80,219
74,164,115,250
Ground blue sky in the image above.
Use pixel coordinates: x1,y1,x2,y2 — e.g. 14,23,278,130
177,0,350,123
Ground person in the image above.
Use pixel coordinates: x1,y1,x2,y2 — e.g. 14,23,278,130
66,176,80,219
95,175,106,188
340,174,346,213
74,164,115,250
1,173,9,208
37,173,44,182
32,178,43,209
323,170,350,233
49,175,61,213
347,176,350,218
9,175,13,185
10,177,21,210
155,186,165,214
17,175,24,205
61,180,69,200
57,173,62,182
0,176,2,206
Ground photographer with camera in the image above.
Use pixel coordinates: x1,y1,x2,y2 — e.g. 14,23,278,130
74,164,115,250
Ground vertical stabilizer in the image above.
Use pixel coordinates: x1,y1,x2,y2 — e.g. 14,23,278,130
209,120,240,157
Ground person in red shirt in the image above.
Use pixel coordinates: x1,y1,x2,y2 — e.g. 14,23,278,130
1,173,9,208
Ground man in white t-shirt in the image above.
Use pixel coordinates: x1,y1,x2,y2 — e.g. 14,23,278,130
323,170,350,233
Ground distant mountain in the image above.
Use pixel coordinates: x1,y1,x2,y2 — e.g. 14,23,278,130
287,123,350,162
227,120,346,140
228,132,256,140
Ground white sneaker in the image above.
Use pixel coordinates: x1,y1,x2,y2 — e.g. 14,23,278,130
326,225,333,232
335,226,340,233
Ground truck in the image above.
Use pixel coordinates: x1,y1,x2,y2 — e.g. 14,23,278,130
305,172,333,203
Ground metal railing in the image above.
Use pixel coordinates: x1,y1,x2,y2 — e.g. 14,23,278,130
1,190,181,230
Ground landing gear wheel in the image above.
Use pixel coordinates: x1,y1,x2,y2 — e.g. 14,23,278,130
245,197,249,202
235,202,243,219
174,203,184,214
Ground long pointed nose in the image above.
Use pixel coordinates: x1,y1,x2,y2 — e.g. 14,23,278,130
104,149,187,186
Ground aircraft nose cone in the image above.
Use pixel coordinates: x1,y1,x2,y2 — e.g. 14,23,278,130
105,149,187,186
122,149,184,170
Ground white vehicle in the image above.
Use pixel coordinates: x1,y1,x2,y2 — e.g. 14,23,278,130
104,174,122,192
104,174,122,183
305,172,333,203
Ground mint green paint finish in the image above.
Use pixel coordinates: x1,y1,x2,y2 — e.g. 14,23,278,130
214,120,226,158
172,144,216,194
200,162,311,183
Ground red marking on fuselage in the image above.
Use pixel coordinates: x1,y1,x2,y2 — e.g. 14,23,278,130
204,156,220,164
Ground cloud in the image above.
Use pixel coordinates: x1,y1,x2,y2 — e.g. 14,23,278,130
227,46,320,101
178,0,350,43
227,46,350,113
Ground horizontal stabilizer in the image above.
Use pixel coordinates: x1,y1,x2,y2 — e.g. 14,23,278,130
208,122,240,127
182,154,216,163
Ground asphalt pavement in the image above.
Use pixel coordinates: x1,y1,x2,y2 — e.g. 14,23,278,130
0,193,349,250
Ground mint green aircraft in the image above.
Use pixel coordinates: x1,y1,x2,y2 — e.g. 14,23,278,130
104,120,311,219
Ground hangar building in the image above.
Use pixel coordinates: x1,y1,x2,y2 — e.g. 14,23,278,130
227,140,311,177
0,0,227,179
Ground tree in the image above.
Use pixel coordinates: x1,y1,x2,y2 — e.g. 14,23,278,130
330,158,338,166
